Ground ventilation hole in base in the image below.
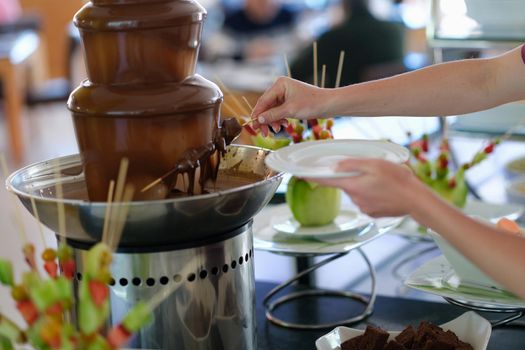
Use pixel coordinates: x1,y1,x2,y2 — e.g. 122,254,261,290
160,276,169,285
109,278,116,286
211,267,219,275
239,256,244,265
132,277,141,286
187,273,196,282
199,270,208,279
76,273,82,281
231,260,237,269
146,278,155,287
222,264,229,273
174,274,182,283
249,249,253,257
119,278,128,287
245,253,249,262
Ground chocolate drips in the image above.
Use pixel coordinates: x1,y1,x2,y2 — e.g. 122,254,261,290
167,117,242,195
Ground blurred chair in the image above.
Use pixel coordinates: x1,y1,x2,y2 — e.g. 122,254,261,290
0,10,41,162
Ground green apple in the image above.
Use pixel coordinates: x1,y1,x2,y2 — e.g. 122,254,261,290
286,177,341,226
251,134,291,150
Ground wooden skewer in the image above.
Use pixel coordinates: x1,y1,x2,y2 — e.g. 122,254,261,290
107,158,129,246
242,96,254,113
335,50,345,89
313,41,318,87
101,180,115,245
109,184,134,253
30,197,46,248
53,160,67,243
284,53,292,78
222,99,241,119
215,76,251,117
0,153,28,243
321,64,326,89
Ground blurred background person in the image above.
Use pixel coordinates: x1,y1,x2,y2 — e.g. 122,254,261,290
202,0,299,62
290,0,406,87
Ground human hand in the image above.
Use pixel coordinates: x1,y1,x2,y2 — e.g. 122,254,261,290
251,77,329,136
306,158,427,218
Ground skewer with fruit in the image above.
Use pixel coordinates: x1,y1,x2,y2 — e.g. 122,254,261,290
408,134,502,208
0,157,174,350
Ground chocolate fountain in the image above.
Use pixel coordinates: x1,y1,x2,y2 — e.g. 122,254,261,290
6,0,283,349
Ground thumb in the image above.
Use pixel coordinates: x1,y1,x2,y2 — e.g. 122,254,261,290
257,104,290,125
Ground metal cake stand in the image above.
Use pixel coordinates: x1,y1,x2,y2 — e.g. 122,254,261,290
252,204,403,330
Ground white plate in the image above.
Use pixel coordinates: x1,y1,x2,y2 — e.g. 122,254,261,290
394,199,524,242
405,255,525,309
253,203,403,255
315,311,491,350
272,210,373,236
265,139,410,178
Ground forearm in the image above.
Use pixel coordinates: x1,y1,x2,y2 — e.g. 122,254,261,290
324,58,508,118
408,181,525,298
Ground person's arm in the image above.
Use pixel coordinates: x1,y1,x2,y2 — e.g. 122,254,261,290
252,44,525,125
309,159,525,299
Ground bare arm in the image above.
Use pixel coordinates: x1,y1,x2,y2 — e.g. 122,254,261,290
410,182,525,299
252,45,525,124
311,158,525,299
331,45,525,117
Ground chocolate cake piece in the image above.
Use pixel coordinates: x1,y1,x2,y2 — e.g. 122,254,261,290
341,335,363,350
384,340,407,350
413,321,443,348
421,339,455,350
394,325,416,348
358,326,389,350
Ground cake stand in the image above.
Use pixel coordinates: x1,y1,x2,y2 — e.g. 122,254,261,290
253,203,403,329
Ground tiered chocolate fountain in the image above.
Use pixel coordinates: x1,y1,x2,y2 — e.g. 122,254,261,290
7,0,282,349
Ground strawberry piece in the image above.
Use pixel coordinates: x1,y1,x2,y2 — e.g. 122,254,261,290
308,119,318,127
46,302,63,317
291,132,302,143
88,280,109,307
108,324,132,348
285,123,295,135
243,124,257,136
484,144,495,154
16,300,39,325
312,125,322,139
448,178,456,189
44,261,58,278
61,259,76,279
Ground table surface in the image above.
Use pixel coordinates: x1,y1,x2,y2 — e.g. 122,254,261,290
255,281,525,350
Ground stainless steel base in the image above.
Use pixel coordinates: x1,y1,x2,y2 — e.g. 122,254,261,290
72,224,256,350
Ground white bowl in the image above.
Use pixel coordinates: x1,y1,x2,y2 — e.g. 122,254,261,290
506,177,525,206
315,311,491,350
428,230,504,289
504,157,525,180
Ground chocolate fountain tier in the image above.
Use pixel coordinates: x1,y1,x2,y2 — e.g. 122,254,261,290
75,0,205,84
68,75,223,201
6,146,283,247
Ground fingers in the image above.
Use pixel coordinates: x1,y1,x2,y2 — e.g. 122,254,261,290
252,77,288,120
